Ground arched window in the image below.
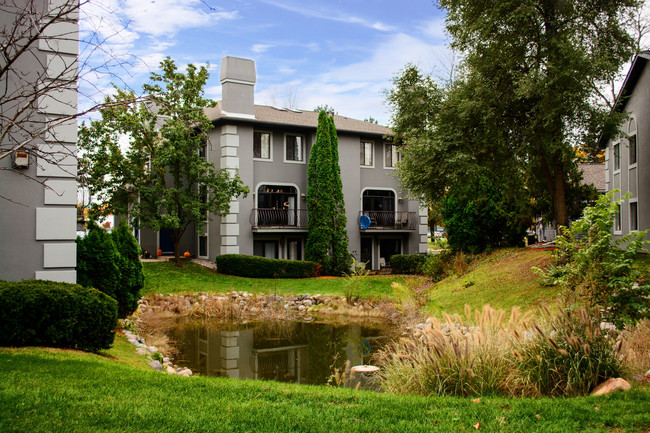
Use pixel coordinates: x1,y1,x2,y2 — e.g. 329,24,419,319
362,189,395,212
257,185,297,209
628,118,637,165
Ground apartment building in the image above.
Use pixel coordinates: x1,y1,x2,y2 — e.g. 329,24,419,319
139,56,427,270
0,0,79,282
603,51,649,246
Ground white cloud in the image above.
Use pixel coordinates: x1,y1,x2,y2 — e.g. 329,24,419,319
259,0,396,32
119,0,239,37
252,44,274,53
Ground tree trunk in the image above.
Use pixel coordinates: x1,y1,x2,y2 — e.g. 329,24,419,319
551,152,569,234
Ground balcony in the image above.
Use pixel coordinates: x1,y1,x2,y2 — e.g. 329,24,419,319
250,208,308,229
359,211,417,230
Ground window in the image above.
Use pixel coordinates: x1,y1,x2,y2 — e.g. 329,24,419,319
360,141,373,166
629,135,637,165
630,202,638,231
199,144,206,159
384,143,401,168
285,134,303,162
613,143,620,171
254,240,278,259
287,239,301,261
615,204,622,232
254,131,271,160
199,235,207,257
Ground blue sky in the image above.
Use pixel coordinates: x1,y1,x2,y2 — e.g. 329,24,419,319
79,0,452,124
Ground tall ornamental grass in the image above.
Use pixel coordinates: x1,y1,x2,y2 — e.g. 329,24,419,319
377,304,625,397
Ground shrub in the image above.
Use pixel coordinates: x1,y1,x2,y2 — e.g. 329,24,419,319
420,251,472,281
111,219,144,317
216,254,319,278
441,177,529,253
535,191,650,328
77,222,142,318
390,254,427,274
0,280,118,352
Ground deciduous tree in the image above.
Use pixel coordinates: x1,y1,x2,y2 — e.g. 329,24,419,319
79,58,248,265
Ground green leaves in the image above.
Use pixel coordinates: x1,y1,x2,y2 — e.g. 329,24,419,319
79,57,248,263
305,111,351,275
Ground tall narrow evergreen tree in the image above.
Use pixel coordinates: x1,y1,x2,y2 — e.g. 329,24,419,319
306,111,351,275
327,115,351,275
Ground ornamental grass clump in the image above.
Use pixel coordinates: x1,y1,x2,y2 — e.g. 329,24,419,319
512,304,624,397
378,305,530,397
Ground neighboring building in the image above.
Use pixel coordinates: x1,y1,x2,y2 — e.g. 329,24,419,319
603,51,649,245
0,0,79,282
138,56,427,270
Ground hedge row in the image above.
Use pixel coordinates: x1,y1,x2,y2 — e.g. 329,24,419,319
391,254,427,274
216,254,319,278
0,280,118,352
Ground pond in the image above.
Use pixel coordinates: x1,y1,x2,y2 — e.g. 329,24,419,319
165,318,399,389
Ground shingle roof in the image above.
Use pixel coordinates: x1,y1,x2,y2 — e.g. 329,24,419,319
205,102,392,137
578,163,605,193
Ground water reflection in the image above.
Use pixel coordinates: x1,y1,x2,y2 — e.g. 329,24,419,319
168,319,396,387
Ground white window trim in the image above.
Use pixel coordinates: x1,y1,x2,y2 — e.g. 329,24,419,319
253,130,273,162
383,142,400,170
360,141,375,168
283,133,306,164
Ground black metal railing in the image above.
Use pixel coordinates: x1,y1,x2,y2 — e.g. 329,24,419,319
250,208,308,229
359,211,417,230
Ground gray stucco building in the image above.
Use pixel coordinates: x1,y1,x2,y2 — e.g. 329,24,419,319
603,51,649,246
139,56,427,270
0,0,79,282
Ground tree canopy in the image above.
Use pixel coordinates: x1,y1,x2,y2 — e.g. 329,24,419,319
388,0,637,236
79,58,248,265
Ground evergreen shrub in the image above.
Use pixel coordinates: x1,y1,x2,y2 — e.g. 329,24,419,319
0,280,117,352
77,222,142,318
216,254,319,278
390,254,427,274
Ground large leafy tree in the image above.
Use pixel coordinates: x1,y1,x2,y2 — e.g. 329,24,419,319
306,111,351,275
389,0,637,232
79,58,248,265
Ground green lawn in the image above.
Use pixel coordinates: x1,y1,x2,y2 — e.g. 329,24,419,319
143,261,426,300
1,340,649,433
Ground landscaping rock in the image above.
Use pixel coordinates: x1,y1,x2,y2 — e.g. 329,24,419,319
149,360,163,371
135,349,146,356
178,368,193,377
590,378,631,396
645,369,650,380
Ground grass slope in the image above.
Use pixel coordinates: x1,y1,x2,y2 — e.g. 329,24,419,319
143,261,425,299
1,340,649,433
425,248,560,316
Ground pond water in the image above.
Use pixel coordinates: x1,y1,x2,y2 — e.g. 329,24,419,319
165,318,399,388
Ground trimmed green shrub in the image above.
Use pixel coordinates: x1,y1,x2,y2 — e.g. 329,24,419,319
111,219,144,317
216,254,319,278
0,280,118,352
390,254,427,274
77,222,140,318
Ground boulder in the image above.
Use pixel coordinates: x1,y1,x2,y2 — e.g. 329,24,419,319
149,360,163,372
590,378,631,396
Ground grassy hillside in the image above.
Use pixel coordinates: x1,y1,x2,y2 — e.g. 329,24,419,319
1,339,649,433
424,248,560,316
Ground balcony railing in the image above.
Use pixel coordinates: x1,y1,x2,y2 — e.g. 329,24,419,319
250,208,308,229
359,211,417,230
